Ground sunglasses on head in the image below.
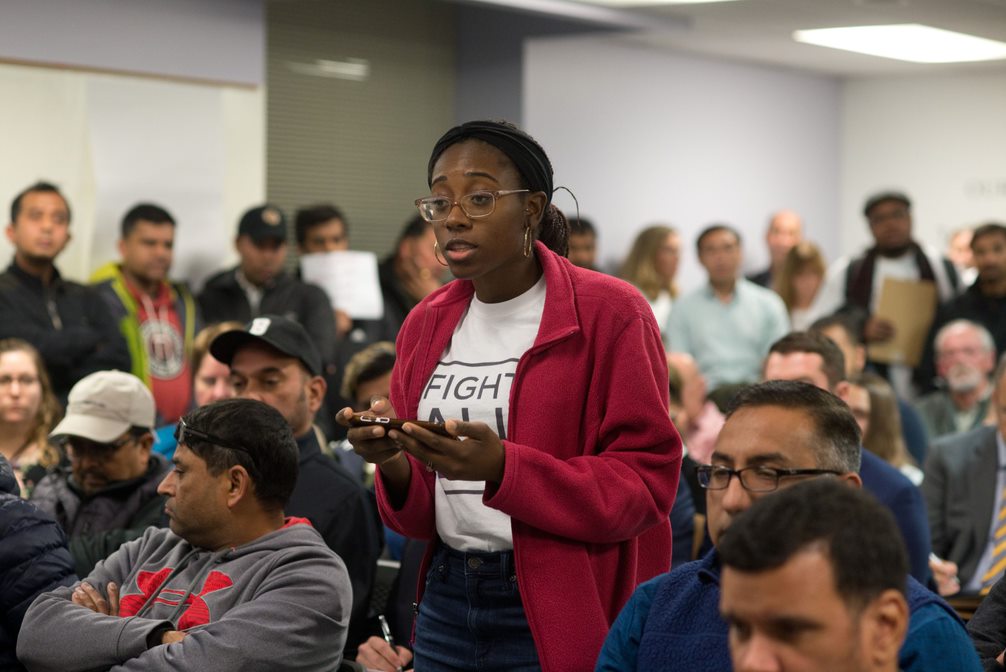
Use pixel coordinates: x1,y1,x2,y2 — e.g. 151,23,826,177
174,418,258,472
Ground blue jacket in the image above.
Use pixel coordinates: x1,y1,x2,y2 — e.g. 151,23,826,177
860,449,932,584
0,455,76,671
596,549,981,671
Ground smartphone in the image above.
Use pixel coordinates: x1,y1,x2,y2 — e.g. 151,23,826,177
347,413,453,437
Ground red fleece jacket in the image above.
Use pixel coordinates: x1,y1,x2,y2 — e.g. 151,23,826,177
377,242,682,672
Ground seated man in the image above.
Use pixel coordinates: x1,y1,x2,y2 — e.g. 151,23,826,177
667,224,790,391
913,319,995,441
17,398,353,671
210,315,383,655
763,330,931,583
811,312,930,465
719,479,910,672
923,352,1006,595
30,370,169,576
596,380,980,672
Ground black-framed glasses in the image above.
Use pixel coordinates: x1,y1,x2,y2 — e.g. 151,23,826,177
62,433,138,461
414,189,529,223
174,418,258,472
696,464,842,493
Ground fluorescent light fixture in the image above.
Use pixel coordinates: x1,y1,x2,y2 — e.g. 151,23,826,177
794,24,1006,63
287,58,370,81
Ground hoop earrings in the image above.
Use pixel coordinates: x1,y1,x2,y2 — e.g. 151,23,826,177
434,241,448,267
523,226,533,258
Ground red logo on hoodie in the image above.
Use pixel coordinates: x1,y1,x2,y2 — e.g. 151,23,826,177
119,568,234,629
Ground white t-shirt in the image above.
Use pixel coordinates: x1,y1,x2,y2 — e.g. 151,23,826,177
648,290,673,348
418,276,546,552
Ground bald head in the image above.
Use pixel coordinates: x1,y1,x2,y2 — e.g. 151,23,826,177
766,210,803,268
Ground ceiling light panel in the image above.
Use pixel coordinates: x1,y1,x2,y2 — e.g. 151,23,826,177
793,24,1006,63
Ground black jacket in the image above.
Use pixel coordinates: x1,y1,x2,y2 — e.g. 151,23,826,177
0,455,76,671
287,430,382,657
197,267,336,364
0,262,130,402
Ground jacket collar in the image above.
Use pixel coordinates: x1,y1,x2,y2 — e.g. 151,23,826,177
424,240,580,351
697,547,722,586
296,427,322,464
7,259,62,290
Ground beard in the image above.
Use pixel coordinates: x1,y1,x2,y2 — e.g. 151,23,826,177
945,364,986,393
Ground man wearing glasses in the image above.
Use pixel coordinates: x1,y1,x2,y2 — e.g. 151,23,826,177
18,398,353,671
30,370,168,577
596,380,979,672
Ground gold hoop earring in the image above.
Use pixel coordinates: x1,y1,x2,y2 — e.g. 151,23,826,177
523,226,533,258
433,241,448,267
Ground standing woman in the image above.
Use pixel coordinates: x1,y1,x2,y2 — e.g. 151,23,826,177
340,121,680,672
620,225,680,348
0,339,62,496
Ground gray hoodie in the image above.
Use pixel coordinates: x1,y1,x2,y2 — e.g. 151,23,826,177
17,520,352,671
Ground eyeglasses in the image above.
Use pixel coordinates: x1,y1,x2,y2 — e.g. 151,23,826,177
62,434,138,462
696,464,842,493
174,418,258,473
414,189,529,223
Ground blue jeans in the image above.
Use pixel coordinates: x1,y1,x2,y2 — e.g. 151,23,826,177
413,544,540,671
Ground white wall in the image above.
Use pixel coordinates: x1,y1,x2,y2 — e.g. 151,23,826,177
524,35,842,292
841,72,1006,256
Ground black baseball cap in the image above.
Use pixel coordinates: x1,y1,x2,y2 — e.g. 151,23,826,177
238,205,288,243
863,191,911,218
210,315,322,376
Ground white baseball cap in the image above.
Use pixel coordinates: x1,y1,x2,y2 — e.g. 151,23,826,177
50,370,155,443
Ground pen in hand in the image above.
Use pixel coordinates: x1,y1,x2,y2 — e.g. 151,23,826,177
378,614,404,672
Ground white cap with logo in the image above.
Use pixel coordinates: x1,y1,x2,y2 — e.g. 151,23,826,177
50,370,156,443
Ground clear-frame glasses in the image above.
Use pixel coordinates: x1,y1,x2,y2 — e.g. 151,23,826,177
414,189,529,223
695,464,842,493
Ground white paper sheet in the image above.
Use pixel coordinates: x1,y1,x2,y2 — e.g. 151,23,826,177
300,250,384,320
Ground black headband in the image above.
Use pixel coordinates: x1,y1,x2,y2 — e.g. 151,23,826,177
427,121,553,206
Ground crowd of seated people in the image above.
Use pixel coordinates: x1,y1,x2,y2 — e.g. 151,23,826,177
3,117,1006,671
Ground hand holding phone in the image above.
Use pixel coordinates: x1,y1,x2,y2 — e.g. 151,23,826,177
347,413,453,438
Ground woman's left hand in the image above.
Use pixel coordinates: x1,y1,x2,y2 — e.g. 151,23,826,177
394,419,505,483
